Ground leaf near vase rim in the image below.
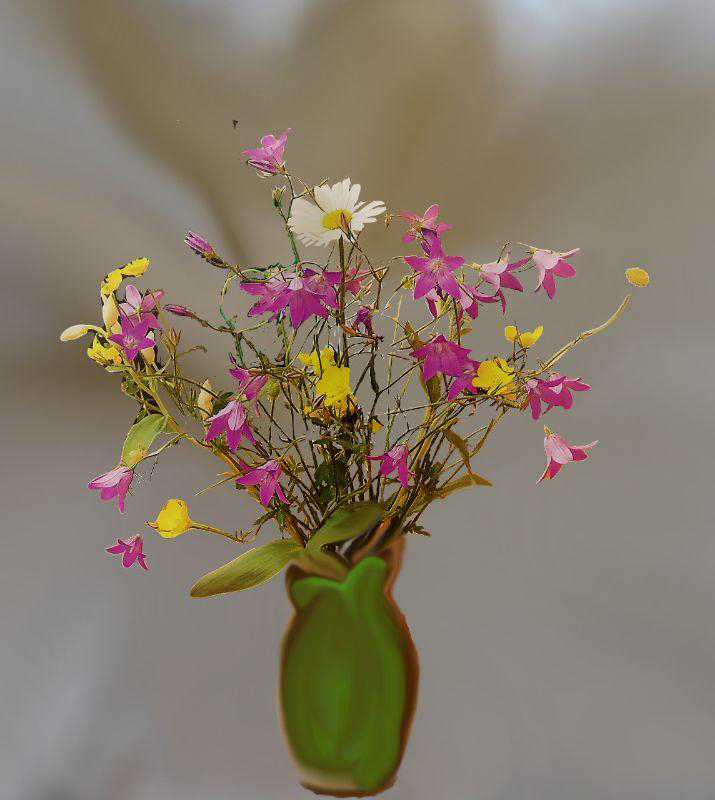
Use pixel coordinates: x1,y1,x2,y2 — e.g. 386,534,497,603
121,413,168,467
189,538,302,597
306,502,385,554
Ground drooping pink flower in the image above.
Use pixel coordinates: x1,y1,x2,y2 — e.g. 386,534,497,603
447,359,482,401
323,264,368,296
410,334,472,382
205,400,255,451
479,252,528,312
241,128,291,176
119,285,164,329
405,230,464,300
532,247,579,299
106,534,148,570
525,374,591,419
537,429,597,483
88,466,134,513
184,231,216,258
367,444,414,490
399,204,452,244
235,460,288,506
228,358,269,401
354,306,375,336
108,315,155,361
457,283,500,320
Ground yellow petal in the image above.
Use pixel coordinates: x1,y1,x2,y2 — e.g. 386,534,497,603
121,257,150,277
60,324,91,342
472,358,515,395
504,325,518,343
86,336,123,366
370,418,383,433
151,498,193,538
197,378,214,419
626,267,649,287
100,269,124,296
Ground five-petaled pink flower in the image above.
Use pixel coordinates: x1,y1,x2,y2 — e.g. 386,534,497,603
241,128,291,176
457,283,500,320
368,444,414,490
106,534,148,570
479,252,528,312
108,315,155,361
447,359,482,401
88,465,134,513
526,374,591,419
399,204,451,244
184,231,216,258
228,359,269,402
405,231,464,300
537,429,597,483
240,269,338,329
532,247,579,299
410,334,471,382
236,460,288,506
205,400,255,451
119,285,164,329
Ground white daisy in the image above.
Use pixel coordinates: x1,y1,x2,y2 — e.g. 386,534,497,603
288,178,386,247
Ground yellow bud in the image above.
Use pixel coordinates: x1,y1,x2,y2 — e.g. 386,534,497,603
197,378,214,419
625,267,649,287
60,324,91,342
149,499,193,538
140,332,155,365
102,294,119,329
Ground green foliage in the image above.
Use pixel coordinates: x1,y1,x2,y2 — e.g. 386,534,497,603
121,413,168,467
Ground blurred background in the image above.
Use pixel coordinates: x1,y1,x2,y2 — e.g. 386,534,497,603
2,0,715,798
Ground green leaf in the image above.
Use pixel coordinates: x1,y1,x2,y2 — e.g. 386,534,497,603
189,539,302,597
307,502,385,554
121,414,168,467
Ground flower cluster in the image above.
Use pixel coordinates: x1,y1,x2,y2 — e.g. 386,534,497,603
60,127,646,576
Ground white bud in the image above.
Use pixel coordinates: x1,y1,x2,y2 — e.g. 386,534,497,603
102,294,119,329
60,324,91,342
197,378,214,419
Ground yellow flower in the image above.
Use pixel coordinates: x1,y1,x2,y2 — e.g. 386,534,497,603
315,364,355,412
149,499,193,538
297,347,335,374
100,269,124,296
86,335,123,366
505,324,543,348
472,358,515,396
121,257,150,277
625,267,649,287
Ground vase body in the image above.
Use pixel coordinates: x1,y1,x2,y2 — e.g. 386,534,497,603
279,542,418,796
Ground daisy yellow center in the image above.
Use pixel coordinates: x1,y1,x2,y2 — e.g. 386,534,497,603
322,209,352,230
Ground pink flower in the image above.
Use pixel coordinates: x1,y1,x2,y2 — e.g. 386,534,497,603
241,128,291,176
532,247,579,299
354,306,375,336
405,231,464,300
410,334,471,382
537,429,597,483
447,359,481,401
184,231,216,258
228,359,269,401
240,270,336,329
526,374,591,419
479,252,528,312
108,315,155,360
457,283,500,320
164,303,195,318
205,400,255,451
399,204,451,244
106,534,148,571
88,466,134,513
367,444,414,490
324,264,367,296
119,285,164,329
236,460,288,506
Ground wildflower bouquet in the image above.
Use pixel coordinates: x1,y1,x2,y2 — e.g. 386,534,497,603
61,127,646,796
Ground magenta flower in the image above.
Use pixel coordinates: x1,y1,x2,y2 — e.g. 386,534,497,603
399,204,451,244
241,128,291,176
108,315,155,360
447,359,481,401
240,270,336,329
88,466,134,513
323,264,367,296
532,247,579,299
526,374,591,419
236,460,288,506
537,429,597,483
205,400,255,451
479,252,527,312
354,306,375,336
119,285,163,329
410,334,471,382
405,231,464,300
368,444,414,490
457,283,500,320
184,231,216,258
106,534,148,571
228,359,269,401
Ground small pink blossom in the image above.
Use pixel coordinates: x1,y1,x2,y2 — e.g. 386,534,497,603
367,444,414,489
537,429,597,483
354,306,375,336
457,283,500,320
205,400,255,451
184,231,216,258
526,374,591,419
410,334,471,382
447,359,481,401
228,359,269,402
119,285,164,329
236,460,288,506
399,204,451,244
88,466,134,513
479,252,528,312
241,128,291,176
405,231,464,300
108,315,155,360
240,270,337,329
532,247,579,299
106,534,148,570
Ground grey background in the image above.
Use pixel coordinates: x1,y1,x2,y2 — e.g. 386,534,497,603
2,1,715,798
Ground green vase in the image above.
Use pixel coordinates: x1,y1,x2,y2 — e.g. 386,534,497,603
279,540,418,796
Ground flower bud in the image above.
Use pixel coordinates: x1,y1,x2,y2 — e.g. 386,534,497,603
140,332,155,365
148,499,193,538
197,378,214,419
625,267,649,287
164,304,195,318
167,327,181,347
60,324,91,341
184,232,215,258
273,186,286,207
266,379,281,400
102,294,119,329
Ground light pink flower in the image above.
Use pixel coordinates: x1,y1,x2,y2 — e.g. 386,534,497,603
184,231,216,258
405,230,464,300
479,252,528,312
205,400,255,451
526,374,591,419
537,429,597,483
108,315,155,360
241,128,291,176
367,444,414,489
399,204,451,244
106,534,148,570
532,247,579,299
447,359,482,401
236,460,288,506
119,285,163,329
88,466,134,513
410,334,472,382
